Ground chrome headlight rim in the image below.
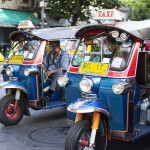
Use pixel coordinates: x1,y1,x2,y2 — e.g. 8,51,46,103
57,75,69,87
79,77,93,94
6,66,14,76
112,82,125,94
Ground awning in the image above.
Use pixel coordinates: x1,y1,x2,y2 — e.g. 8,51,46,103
0,22,16,28
0,9,41,25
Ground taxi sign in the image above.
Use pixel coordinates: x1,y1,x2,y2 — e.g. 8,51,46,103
94,9,122,21
9,56,24,64
79,62,109,76
17,20,34,29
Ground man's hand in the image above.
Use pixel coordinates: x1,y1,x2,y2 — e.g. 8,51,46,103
44,66,47,71
47,70,54,76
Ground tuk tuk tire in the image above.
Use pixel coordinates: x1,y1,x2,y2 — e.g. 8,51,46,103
0,94,25,126
65,120,107,150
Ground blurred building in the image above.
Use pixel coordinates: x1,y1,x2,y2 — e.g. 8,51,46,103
0,0,41,56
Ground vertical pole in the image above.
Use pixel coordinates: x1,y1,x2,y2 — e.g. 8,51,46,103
36,16,38,29
131,5,134,20
41,0,45,29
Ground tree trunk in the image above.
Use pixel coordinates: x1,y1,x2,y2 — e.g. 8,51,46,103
71,14,78,26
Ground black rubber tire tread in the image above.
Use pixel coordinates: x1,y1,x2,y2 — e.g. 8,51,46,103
65,120,90,150
0,94,25,126
65,119,107,150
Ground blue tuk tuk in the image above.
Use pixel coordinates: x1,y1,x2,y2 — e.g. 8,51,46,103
0,26,80,126
56,20,150,149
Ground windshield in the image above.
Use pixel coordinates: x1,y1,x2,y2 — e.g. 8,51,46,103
8,40,41,60
72,34,133,70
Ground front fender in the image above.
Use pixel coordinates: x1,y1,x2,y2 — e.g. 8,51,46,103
68,98,111,119
0,81,27,94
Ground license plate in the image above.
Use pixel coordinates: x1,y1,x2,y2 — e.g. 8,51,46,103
79,62,109,76
9,56,24,64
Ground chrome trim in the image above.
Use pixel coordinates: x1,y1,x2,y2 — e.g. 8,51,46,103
24,68,40,76
81,93,97,98
9,77,17,81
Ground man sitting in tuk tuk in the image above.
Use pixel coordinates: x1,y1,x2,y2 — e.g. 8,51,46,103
44,40,69,98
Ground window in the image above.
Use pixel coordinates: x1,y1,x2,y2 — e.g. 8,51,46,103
8,40,41,60
22,0,28,4
72,34,133,70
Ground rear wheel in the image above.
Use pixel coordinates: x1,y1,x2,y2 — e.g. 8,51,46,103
65,119,107,150
0,94,25,126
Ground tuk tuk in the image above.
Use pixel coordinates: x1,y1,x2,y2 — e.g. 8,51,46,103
0,25,80,126
57,20,150,149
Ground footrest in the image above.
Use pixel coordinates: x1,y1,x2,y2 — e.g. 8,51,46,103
131,123,150,140
43,101,66,109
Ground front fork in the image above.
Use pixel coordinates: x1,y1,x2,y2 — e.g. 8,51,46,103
90,112,100,147
7,89,21,111
75,112,101,148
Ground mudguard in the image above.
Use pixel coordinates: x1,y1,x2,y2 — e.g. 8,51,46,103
0,81,27,94
68,97,111,119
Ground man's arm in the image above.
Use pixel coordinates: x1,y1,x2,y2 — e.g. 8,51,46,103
47,68,64,76
59,51,69,70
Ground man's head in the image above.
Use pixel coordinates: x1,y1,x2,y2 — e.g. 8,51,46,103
50,41,60,53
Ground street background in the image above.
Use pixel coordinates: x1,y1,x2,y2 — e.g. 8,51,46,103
0,74,150,150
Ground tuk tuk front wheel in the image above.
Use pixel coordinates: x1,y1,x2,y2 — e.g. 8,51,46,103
65,120,107,150
0,95,25,126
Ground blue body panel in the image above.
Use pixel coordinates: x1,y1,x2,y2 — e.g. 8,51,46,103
98,78,128,131
19,65,39,100
65,73,83,121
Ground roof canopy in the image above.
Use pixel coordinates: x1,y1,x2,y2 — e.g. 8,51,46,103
75,20,150,40
32,26,83,40
0,9,41,25
9,26,83,41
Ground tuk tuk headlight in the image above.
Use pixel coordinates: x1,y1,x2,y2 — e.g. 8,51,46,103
79,78,93,93
24,68,39,76
112,82,132,94
57,75,69,87
24,68,30,76
6,66,14,76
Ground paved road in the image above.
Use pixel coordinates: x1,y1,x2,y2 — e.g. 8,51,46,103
0,74,150,150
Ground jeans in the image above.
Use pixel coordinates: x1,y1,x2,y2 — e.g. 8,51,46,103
49,70,64,91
